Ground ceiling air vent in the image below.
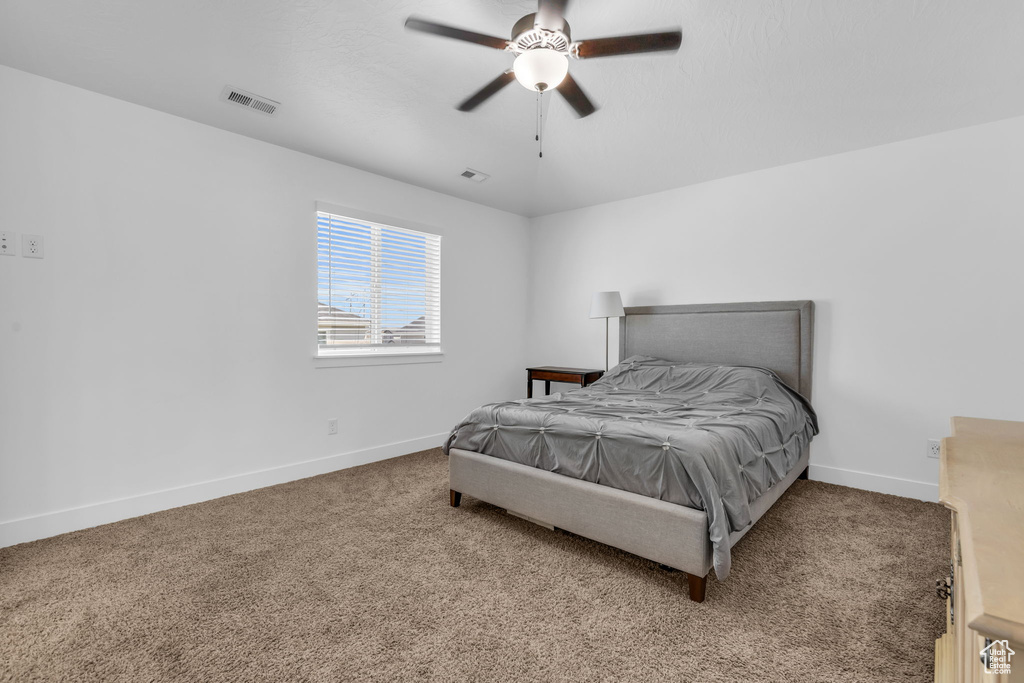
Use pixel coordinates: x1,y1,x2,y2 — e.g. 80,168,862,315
460,168,490,183
220,85,280,117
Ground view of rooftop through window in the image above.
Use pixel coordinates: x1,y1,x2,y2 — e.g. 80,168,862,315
316,210,441,354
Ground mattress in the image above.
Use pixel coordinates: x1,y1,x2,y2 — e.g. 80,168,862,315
443,356,818,579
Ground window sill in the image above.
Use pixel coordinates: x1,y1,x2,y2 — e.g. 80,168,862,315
314,351,444,368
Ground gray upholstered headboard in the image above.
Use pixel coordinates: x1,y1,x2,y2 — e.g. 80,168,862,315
618,300,814,400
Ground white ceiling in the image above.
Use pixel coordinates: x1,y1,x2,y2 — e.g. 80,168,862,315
1,1,1023,217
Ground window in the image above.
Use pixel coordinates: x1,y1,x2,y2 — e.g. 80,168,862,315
316,207,441,357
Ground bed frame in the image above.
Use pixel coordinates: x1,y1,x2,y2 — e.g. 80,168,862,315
448,300,814,602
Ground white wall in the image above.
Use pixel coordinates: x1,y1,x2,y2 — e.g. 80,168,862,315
4,64,1022,547
0,65,530,545
527,116,1024,500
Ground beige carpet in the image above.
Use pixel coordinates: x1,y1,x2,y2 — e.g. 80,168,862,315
1,448,948,682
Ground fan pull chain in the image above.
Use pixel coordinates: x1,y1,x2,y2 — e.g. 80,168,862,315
535,91,540,143
537,91,544,158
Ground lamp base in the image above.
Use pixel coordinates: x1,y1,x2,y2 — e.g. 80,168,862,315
605,317,610,372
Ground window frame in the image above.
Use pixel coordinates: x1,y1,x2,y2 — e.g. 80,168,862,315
313,202,443,367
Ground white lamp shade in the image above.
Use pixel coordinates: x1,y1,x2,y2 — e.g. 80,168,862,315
513,49,569,92
590,291,624,319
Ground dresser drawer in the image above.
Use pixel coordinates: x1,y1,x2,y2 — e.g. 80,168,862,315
937,512,1023,683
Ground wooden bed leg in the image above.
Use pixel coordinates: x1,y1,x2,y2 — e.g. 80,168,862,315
687,573,707,603
449,490,462,508
798,466,809,480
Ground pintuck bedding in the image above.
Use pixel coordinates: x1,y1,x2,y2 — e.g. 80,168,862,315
443,355,819,579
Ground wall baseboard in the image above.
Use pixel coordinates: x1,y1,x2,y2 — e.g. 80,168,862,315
809,464,939,502
2,445,939,549
0,433,448,549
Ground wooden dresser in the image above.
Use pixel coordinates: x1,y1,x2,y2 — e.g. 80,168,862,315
935,417,1024,682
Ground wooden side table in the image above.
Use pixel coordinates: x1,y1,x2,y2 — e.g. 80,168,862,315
526,366,604,398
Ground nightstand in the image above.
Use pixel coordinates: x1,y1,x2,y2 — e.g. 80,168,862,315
526,366,604,398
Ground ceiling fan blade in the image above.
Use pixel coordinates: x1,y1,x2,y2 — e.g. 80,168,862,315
457,72,517,112
535,0,569,32
556,73,597,118
574,31,682,59
405,17,510,50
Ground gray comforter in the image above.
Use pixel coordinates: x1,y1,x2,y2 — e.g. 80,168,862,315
443,356,818,579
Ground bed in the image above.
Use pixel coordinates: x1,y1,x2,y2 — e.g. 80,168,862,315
444,300,816,602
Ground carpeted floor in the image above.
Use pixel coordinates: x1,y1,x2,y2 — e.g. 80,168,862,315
1,448,948,682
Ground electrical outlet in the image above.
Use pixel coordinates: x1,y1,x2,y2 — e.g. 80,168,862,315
22,234,43,259
327,418,339,435
0,231,15,256
927,439,941,459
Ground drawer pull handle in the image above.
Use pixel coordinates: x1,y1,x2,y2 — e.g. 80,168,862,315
935,577,951,600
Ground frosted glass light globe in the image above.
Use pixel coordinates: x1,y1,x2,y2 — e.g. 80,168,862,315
513,48,569,92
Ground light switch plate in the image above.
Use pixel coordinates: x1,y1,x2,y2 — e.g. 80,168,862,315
22,234,43,259
0,231,15,256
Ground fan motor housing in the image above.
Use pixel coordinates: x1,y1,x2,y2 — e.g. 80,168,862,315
510,13,571,54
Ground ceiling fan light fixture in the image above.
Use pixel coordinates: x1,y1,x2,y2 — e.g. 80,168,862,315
513,48,568,92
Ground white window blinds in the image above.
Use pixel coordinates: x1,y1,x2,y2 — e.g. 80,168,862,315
317,210,441,356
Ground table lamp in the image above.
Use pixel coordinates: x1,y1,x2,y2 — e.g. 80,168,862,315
590,291,624,371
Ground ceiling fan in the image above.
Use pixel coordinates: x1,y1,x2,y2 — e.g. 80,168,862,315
405,0,682,119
